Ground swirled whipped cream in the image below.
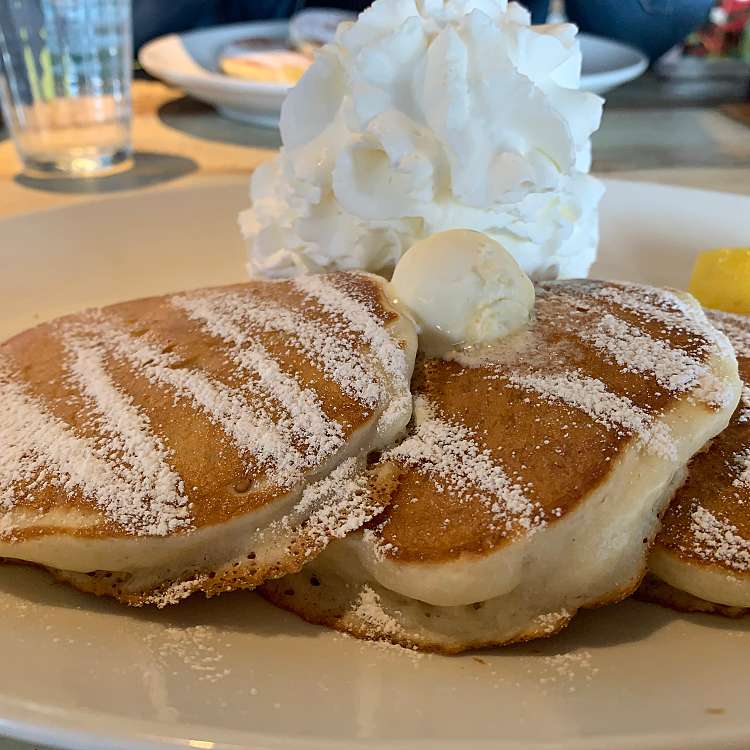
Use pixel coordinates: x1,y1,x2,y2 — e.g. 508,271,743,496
240,0,604,281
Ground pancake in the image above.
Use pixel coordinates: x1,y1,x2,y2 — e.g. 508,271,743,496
262,280,741,652
640,309,750,615
0,272,417,606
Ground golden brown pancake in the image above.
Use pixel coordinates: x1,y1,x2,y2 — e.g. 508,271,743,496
262,280,741,652
0,272,417,606
641,309,750,614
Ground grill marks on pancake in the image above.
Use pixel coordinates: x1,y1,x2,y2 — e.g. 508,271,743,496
62,332,191,534
367,279,737,565
385,396,544,533
586,313,728,406
97,316,306,486
293,274,411,431
0,362,182,535
173,293,345,464
214,293,382,407
507,370,676,460
0,273,408,538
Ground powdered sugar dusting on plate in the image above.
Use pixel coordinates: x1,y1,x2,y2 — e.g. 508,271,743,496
385,396,545,532
507,370,676,461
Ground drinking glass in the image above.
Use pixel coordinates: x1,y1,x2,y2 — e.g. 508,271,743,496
0,0,132,177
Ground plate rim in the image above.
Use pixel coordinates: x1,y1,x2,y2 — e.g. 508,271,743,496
138,20,292,98
138,23,649,107
578,32,649,92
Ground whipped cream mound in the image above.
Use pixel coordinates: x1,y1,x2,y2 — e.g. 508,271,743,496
240,0,604,281
391,229,534,355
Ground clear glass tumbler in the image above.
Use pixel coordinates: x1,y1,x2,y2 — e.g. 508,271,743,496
0,0,132,177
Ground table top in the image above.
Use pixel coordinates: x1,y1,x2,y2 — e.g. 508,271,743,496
0,73,748,750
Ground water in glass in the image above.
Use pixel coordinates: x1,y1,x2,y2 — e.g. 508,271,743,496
0,0,132,176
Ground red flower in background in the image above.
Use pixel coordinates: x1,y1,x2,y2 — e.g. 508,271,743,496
685,0,750,57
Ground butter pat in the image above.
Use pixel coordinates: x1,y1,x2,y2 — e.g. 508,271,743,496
391,230,535,355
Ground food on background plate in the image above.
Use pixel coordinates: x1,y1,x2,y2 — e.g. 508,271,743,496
263,275,741,652
689,248,750,315
639,309,750,616
220,44,311,85
240,0,604,281
0,273,417,606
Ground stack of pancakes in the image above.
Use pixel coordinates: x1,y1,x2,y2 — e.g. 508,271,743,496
0,273,417,605
639,309,750,617
0,273,746,651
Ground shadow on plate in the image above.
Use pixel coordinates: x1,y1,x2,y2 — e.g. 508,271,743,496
0,562,329,643
158,96,282,149
1,562,748,657
13,151,198,195
471,596,750,665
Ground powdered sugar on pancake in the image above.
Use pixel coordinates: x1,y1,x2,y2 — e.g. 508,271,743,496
351,585,403,637
294,274,412,431
709,310,750,359
590,283,734,359
689,505,750,573
63,333,191,534
173,293,345,463
508,370,677,461
275,457,380,551
97,316,307,487
0,362,187,535
385,396,544,533
201,292,383,406
739,387,750,424
733,446,750,491
707,309,750,422
585,313,731,407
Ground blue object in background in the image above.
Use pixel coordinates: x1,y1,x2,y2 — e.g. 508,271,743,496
565,0,714,62
521,0,550,23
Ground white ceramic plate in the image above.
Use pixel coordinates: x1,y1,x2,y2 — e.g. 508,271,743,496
138,23,647,126
579,34,648,95
1,178,749,750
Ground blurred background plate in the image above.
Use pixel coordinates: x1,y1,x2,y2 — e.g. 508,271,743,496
579,34,649,95
0,178,749,750
138,21,290,127
138,22,648,127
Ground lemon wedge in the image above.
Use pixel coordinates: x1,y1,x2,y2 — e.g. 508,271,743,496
689,248,750,314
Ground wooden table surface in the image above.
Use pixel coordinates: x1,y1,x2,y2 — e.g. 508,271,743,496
0,75,749,750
